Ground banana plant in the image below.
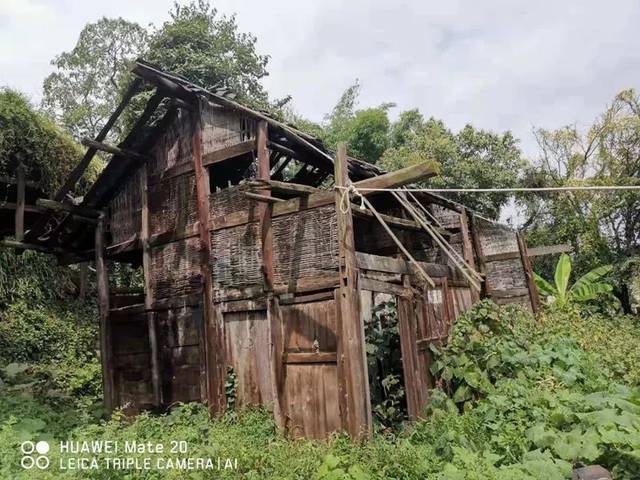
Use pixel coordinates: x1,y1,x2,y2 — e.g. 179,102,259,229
534,254,613,307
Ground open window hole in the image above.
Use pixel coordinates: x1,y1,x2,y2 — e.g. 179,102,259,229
208,152,256,191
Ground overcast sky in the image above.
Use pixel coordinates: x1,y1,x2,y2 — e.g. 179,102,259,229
1,0,639,159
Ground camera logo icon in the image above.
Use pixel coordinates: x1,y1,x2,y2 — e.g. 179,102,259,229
20,440,50,469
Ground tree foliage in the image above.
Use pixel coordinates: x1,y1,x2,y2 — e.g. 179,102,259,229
0,89,95,195
145,0,270,108
41,17,147,141
534,254,613,307
381,113,525,219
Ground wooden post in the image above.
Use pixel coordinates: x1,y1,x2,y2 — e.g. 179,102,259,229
256,121,285,428
459,210,480,302
95,214,114,413
15,162,25,241
397,275,424,420
468,213,490,298
334,142,372,440
517,233,541,313
191,102,226,415
79,262,88,300
140,165,162,407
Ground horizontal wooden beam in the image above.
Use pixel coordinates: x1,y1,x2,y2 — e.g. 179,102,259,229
352,206,422,231
81,138,146,160
262,179,320,196
36,198,102,219
202,139,256,167
527,243,573,257
0,239,80,256
359,277,411,297
244,192,285,204
355,251,454,278
283,352,337,364
484,251,520,262
351,161,439,192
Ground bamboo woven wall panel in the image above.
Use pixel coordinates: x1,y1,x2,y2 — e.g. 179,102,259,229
150,237,202,299
201,103,255,152
209,186,254,218
211,221,262,290
109,168,142,245
148,173,198,236
224,310,274,408
147,109,194,179
272,205,339,288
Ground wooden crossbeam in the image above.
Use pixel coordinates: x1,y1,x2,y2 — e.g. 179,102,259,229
351,161,439,192
244,192,285,203
81,138,146,160
36,199,102,219
527,243,573,257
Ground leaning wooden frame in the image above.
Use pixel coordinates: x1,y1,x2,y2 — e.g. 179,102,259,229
0,60,546,441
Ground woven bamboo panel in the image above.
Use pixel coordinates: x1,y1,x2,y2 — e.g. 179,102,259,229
148,173,198,236
273,205,339,288
150,237,202,299
486,259,528,291
147,110,194,179
211,222,262,290
224,310,273,408
209,185,254,218
201,103,255,153
109,168,142,245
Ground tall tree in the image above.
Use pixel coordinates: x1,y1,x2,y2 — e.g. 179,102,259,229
322,81,393,164
145,0,270,107
380,112,525,219
523,89,640,295
41,17,147,141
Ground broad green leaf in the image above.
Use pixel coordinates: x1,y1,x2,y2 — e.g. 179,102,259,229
554,254,572,302
453,384,472,403
534,273,556,298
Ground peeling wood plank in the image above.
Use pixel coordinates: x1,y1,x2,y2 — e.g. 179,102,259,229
484,251,521,262
517,233,541,313
527,243,573,257
36,198,102,219
351,161,438,192
352,206,422,231
81,138,146,160
359,277,411,297
245,192,285,204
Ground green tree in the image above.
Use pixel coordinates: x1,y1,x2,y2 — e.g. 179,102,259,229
523,89,640,308
41,17,147,141
322,81,392,163
145,0,270,107
380,113,525,219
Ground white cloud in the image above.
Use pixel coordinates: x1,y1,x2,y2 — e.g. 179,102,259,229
1,0,639,159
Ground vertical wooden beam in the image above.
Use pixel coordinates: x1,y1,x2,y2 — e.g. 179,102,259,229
459,210,480,303
256,120,285,428
468,213,490,298
517,233,541,313
15,162,25,241
95,214,114,413
79,262,88,300
441,277,455,335
334,143,371,441
140,165,162,407
397,275,424,420
192,102,226,415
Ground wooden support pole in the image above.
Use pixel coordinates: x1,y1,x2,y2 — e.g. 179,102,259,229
191,102,226,416
517,233,541,313
334,142,372,441
140,165,162,407
468,213,490,298
257,121,285,429
95,214,114,414
15,162,25,241
459,210,480,302
79,262,88,300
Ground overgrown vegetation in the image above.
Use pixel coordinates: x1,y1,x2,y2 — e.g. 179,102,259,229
2,288,639,479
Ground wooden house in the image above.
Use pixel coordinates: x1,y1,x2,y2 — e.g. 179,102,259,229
1,60,545,440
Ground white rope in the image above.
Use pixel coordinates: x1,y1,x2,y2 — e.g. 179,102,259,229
352,185,640,193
